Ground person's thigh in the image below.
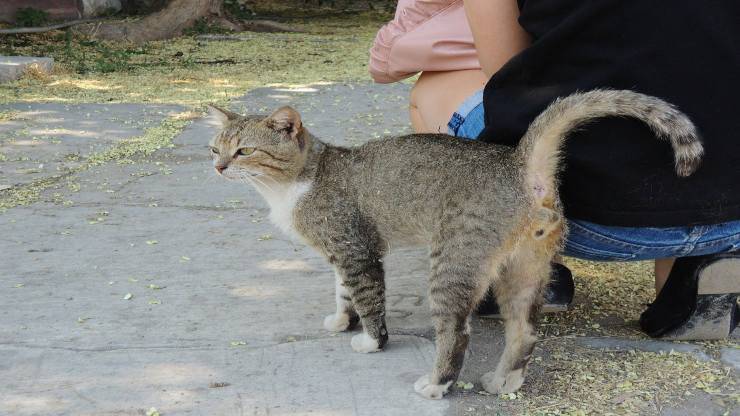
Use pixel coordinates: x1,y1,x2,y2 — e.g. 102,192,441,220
563,219,740,262
409,70,487,134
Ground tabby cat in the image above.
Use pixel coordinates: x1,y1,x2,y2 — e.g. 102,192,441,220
208,90,702,399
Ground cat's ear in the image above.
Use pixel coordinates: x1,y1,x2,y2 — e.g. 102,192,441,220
266,106,304,149
207,105,241,126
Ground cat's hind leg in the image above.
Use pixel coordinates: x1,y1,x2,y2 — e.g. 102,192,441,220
481,246,550,394
324,270,360,332
414,240,491,400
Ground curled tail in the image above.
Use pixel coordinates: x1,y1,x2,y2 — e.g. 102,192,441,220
518,89,703,203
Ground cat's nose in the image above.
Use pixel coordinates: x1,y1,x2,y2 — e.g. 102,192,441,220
215,165,227,174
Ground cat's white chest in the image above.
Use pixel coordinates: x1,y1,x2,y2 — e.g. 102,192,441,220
262,182,312,239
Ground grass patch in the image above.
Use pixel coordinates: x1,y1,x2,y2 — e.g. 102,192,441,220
0,12,390,106
15,7,49,27
0,110,18,123
495,341,738,415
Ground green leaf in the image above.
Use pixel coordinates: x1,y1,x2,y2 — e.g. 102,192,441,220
455,381,474,390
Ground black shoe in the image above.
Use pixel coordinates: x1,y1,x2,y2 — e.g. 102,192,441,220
640,252,740,340
477,263,575,318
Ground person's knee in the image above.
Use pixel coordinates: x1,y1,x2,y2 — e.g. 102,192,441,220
409,73,434,132
409,73,429,111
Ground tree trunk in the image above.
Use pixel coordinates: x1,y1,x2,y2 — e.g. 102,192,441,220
78,0,223,43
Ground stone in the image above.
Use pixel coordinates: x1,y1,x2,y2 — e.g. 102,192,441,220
80,0,122,17
0,56,54,83
576,337,712,361
721,347,740,371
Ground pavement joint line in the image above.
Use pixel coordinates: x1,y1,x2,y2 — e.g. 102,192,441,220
60,201,257,211
0,332,432,353
575,336,714,361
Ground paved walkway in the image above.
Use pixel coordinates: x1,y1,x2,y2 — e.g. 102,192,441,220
0,83,736,416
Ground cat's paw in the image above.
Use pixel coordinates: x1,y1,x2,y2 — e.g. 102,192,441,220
413,374,452,400
481,369,525,394
350,332,382,353
323,313,351,332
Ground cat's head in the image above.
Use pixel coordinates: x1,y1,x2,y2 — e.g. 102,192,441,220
208,105,309,183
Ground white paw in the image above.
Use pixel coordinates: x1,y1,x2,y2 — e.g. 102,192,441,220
350,332,381,353
481,369,524,394
413,374,452,400
323,313,351,332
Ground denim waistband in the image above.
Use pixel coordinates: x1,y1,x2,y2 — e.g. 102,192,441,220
563,218,740,261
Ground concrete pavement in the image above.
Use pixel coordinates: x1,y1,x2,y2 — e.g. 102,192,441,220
0,83,737,416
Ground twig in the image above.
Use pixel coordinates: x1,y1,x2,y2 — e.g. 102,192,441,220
195,34,355,43
194,59,236,65
240,20,304,33
0,19,103,35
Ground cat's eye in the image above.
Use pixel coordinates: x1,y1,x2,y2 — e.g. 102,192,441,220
209,146,219,154
237,147,255,156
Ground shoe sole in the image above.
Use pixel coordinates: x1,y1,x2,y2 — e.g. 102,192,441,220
663,294,738,340
663,257,739,341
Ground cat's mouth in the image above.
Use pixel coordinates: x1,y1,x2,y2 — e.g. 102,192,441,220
219,169,263,181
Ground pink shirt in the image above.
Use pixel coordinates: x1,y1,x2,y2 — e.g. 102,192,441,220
369,0,481,83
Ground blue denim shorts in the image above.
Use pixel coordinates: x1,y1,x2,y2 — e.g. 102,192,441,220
447,89,486,139
448,89,740,261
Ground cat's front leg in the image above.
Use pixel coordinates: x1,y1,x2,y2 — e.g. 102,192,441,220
334,254,388,353
323,270,360,332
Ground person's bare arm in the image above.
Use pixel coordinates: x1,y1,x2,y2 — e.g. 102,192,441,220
464,0,531,77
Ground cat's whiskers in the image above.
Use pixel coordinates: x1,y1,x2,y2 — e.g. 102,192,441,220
244,173,274,193
234,171,279,196
234,171,257,186
250,173,284,195
202,172,218,185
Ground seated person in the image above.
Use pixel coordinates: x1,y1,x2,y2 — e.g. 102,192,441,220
369,0,740,338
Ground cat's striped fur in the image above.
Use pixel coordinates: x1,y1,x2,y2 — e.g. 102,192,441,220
208,90,702,399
